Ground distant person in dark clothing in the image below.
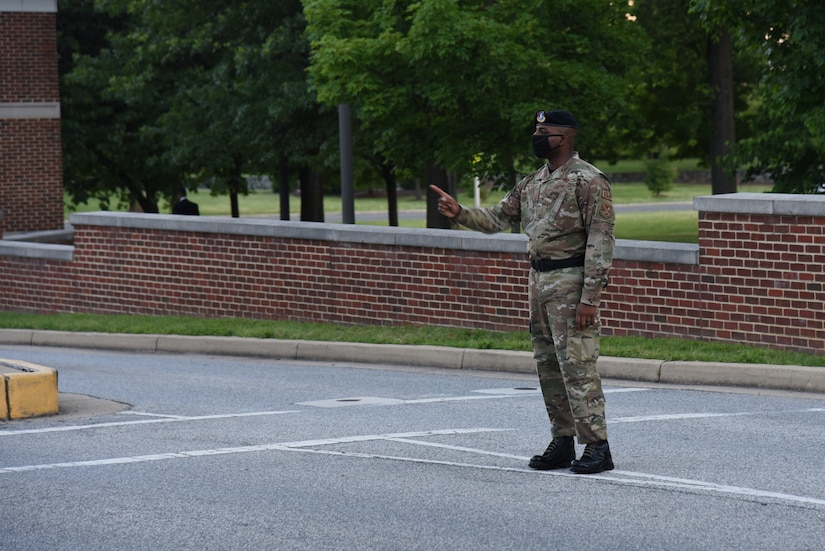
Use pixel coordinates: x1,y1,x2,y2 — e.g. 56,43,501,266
172,187,200,216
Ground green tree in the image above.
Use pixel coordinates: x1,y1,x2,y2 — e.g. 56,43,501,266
59,0,334,218
59,0,184,213
304,0,646,227
630,0,759,194
628,0,708,159
691,0,825,193
112,0,334,219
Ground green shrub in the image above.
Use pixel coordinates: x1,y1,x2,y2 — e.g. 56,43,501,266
644,147,677,196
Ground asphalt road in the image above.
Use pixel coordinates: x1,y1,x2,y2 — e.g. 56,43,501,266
2,345,824,550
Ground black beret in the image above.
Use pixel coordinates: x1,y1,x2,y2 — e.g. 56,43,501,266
535,109,578,129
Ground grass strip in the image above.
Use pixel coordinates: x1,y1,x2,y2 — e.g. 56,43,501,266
1,312,822,368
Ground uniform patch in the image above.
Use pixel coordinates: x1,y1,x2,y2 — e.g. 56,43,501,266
601,188,612,202
601,203,613,217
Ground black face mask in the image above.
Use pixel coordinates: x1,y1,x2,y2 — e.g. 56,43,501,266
532,133,564,158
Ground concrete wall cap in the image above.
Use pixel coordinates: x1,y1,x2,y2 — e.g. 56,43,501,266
694,192,825,216
0,240,73,261
615,239,698,265
0,102,60,119
67,211,699,263
0,0,57,13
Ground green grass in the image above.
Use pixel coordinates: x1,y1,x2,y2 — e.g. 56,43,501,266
357,210,699,242
325,183,730,243
63,178,765,252
1,312,823,367
601,335,824,366
66,182,771,219
616,211,698,243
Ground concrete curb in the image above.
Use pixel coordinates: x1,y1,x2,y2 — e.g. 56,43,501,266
0,358,59,419
0,330,823,395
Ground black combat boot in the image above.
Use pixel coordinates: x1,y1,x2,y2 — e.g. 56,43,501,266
528,436,575,470
569,440,614,474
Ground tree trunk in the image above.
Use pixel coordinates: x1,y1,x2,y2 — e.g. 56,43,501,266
133,196,158,214
128,179,158,213
426,161,451,229
708,30,737,195
299,166,324,222
229,192,239,218
229,158,244,218
506,153,520,233
278,156,290,221
380,162,399,227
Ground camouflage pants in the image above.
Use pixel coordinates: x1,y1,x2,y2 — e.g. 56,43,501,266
529,267,607,443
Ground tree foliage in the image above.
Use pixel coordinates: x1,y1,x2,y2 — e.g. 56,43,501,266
56,0,825,220
691,0,825,193
628,0,710,159
59,0,332,216
59,0,182,213
630,0,765,195
304,0,647,184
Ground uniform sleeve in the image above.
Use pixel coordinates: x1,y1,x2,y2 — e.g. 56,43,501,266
453,180,523,233
580,175,615,307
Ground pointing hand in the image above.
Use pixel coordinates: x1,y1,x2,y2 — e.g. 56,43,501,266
429,185,461,219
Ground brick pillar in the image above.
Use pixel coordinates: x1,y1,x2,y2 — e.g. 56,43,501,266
0,0,64,234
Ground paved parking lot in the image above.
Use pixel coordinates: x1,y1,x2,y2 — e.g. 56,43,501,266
2,345,824,550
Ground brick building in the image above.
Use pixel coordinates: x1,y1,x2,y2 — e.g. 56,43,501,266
0,0,64,235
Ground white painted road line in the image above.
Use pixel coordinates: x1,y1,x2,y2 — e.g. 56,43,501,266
0,428,505,473
272,428,506,449
379,434,825,508
299,386,650,408
385,437,527,461
118,411,190,419
0,410,301,436
471,387,649,395
612,407,825,424
3,400,822,437
274,444,825,510
3,424,824,509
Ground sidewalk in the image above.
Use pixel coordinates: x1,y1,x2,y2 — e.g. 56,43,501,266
2,329,824,395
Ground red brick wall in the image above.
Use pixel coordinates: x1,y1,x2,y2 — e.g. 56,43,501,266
0,118,64,232
2,205,824,357
0,253,74,311
0,10,64,234
67,227,530,331
0,12,60,102
697,211,825,352
602,260,705,340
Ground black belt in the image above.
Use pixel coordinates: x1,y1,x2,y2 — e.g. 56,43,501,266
530,255,585,272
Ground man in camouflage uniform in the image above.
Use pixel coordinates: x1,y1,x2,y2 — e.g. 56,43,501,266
430,109,615,474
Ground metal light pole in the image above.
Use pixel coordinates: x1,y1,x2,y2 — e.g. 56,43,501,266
339,103,355,224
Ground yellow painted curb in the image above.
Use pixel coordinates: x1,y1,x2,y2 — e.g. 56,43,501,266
0,376,7,419
0,359,59,420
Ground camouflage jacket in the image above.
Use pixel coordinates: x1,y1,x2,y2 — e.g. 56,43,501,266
454,152,615,306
